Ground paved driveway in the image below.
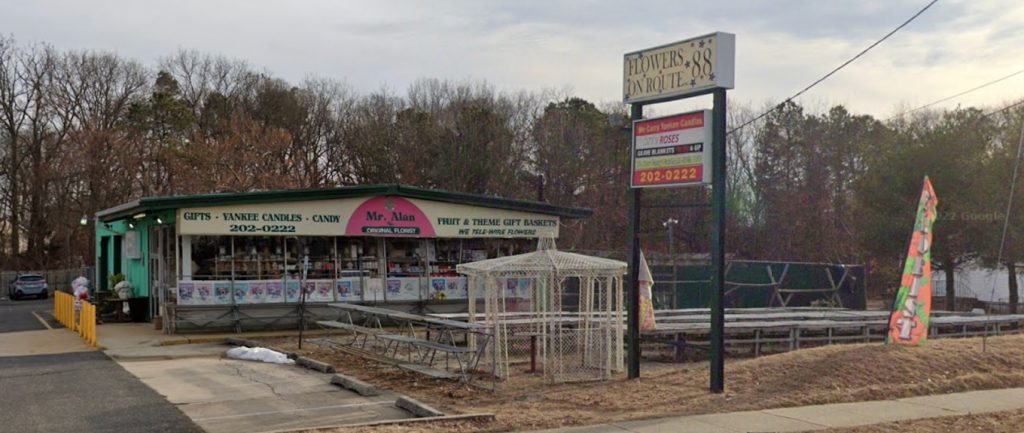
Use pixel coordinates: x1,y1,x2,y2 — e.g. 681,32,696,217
0,297,59,333
0,351,202,433
114,344,413,433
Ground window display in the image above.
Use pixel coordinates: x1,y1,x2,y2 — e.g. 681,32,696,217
179,234,527,305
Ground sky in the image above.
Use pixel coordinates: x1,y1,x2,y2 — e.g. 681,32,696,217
2,0,1023,118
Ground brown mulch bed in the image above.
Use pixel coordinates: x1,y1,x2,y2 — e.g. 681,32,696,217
257,333,1024,433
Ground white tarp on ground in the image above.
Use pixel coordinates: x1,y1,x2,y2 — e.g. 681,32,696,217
225,347,294,364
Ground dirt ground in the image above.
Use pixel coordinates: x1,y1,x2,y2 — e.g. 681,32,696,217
258,333,1024,433
812,409,1024,433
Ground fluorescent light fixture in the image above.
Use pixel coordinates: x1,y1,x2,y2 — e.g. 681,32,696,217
132,212,146,220
156,216,163,224
127,222,135,229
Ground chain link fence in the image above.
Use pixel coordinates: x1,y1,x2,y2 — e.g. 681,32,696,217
1,267,94,295
461,249,626,384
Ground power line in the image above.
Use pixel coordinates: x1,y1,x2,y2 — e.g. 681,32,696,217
892,67,1024,118
984,112,1024,352
728,0,939,135
985,98,1024,119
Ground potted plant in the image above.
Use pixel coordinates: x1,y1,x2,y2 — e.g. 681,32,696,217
109,273,133,299
108,273,125,291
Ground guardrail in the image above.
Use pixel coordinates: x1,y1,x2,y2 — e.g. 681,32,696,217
53,291,97,347
55,291,75,330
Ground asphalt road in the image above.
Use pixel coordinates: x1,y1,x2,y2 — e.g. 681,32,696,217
0,296,59,333
0,351,203,433
0,297,202,432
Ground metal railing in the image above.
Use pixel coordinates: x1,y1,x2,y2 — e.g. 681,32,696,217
53,291,97,347
55,291,75,330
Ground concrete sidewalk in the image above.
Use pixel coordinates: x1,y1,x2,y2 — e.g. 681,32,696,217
0,328,93,357
533,388,1024,433
98,326,416,433
97,322,334,350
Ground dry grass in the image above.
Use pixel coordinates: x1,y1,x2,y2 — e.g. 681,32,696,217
812,409,1024,433
259,333,1024,433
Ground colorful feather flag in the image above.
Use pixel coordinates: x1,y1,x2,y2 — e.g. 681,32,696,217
639,250,657,332
887,176,938,345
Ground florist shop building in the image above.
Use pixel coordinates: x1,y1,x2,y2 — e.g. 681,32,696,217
94,184,590,333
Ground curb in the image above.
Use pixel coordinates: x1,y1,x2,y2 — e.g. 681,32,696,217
330,373,379,396
395,395,445,418
261,413,495,433
159,330,334,347
296,356,335,373
225,337,260,347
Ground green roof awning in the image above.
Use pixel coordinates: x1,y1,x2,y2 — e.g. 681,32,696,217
96,184,592,222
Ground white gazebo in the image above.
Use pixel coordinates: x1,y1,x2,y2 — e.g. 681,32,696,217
458,241,626,383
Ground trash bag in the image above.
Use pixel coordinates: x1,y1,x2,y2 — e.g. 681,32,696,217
72,276,90,311
225,347,295,365
71,276,90,292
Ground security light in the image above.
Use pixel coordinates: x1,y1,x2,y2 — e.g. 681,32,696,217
79,215,88,226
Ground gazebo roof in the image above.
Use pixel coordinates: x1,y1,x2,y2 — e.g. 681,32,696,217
457,248,627,277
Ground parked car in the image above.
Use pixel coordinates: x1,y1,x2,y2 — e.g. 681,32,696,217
8,274,48,300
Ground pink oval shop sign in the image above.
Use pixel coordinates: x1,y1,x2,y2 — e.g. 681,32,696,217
345,196,436,237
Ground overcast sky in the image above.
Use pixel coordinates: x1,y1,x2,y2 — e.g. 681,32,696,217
2,0,1023,117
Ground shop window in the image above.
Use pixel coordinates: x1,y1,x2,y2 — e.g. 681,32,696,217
386,238,424,278
191,236,232,280
430,239,462,277
280,237,335,280
337,238,379,279
299,237,336,280
458,238,489,262
232,236,284,280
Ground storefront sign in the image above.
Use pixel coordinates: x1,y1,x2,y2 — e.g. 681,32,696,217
345,197,436,236
177,196,560,238
623,32,735,104
631,110,712,188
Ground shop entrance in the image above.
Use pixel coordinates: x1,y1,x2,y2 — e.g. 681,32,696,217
99,236,110,290
148,225,176,320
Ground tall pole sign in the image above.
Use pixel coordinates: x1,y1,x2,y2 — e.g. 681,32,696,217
623,32,734,393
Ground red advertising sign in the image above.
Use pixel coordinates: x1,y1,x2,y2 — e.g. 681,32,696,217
631,110,712,188
344,196,436,237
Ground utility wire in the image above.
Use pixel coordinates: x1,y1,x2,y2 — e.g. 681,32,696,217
985,98,1024,119
892,67,1024,119
728,0,939,136
983,115,1024,352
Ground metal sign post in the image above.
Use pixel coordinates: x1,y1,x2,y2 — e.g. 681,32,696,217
626,104,644,380
623,32,734,393
709,88,727,392
298,252,310,349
